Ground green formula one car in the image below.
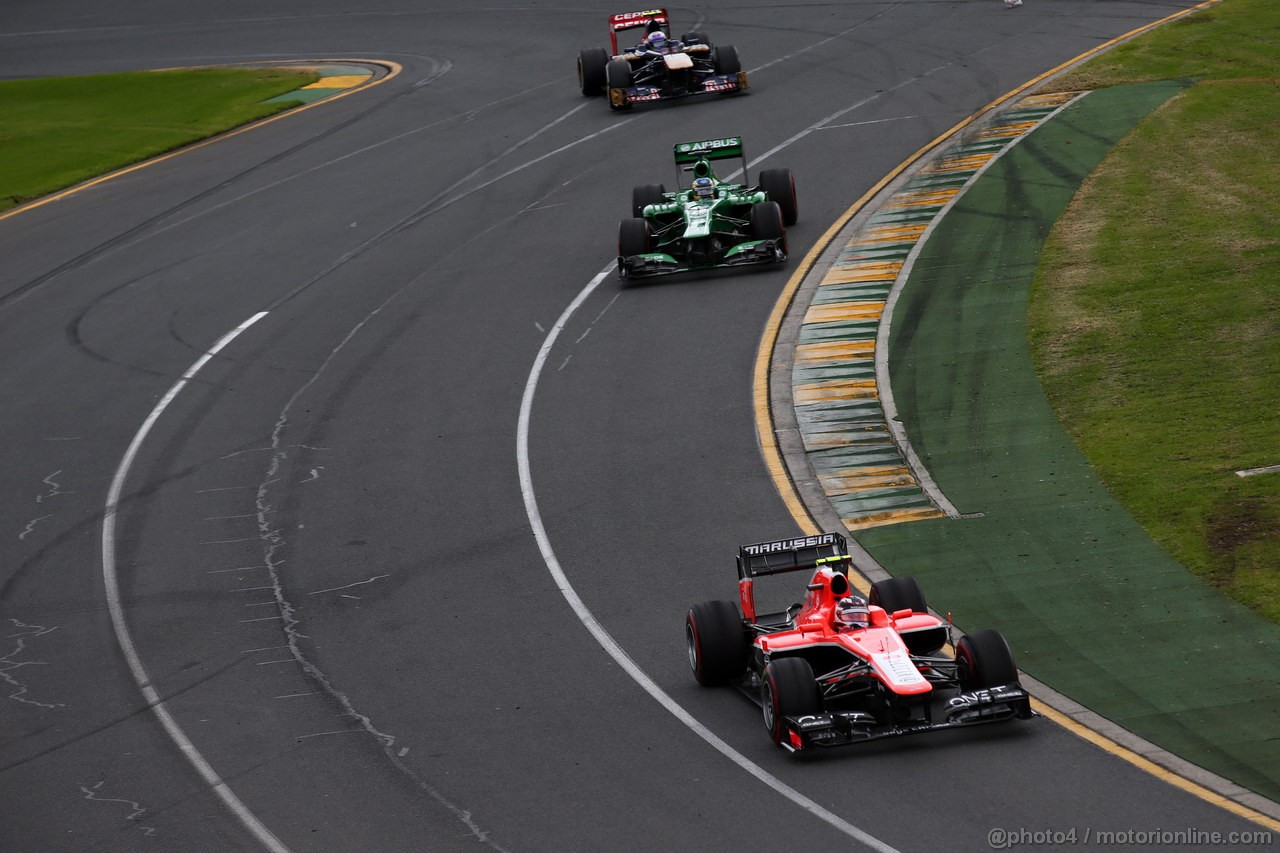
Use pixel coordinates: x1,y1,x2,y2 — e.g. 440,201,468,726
617,136,797,280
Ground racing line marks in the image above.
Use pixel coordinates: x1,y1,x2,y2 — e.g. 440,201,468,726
79,781,156,837
37,469,72,502
1,618,65,709
17,516,52,541
306,574,388,596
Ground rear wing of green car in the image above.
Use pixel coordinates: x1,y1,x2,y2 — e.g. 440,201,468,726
672,136,747,186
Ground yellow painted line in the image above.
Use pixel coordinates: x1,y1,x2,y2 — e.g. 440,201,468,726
0,60,402,223
844,507,947,529
932,153,993,171
301,74,368,89
820,469,919,493
886,193,958,209
827,259,902,273
1021,91,1079,107
795,339,876,363
863,224,929,242
888,188,958,205
794,380,878,404
752,0,1278,830
979,125,1034,139
803,433,883,449
985,120,1039,134
803,302,884,324
821,266,901,285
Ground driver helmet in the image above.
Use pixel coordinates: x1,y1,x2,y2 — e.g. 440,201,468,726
645,31,668,52
835,596,870,629
691,177,716,200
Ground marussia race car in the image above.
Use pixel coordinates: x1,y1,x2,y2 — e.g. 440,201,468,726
577,8,747,111
685,532,1033,753
618,135,797,279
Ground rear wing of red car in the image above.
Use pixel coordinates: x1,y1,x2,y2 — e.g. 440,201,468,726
609,8,668,53
736,533,850,623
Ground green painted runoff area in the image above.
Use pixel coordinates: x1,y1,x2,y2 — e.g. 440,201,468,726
857,83,1280,802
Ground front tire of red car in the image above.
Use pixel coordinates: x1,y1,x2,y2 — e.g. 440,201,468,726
686,600,748,685
761,657,821,745
956,629,1019,690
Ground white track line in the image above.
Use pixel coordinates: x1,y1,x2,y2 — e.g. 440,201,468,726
101,311,291,853
516,270,898,853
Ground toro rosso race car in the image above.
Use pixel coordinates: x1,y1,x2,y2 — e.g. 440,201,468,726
577,8,747,111
618,135,797,279
685,533,1033,753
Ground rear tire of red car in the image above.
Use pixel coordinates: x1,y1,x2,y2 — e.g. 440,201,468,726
758,167,798,226
578,48,609,96
681,31,710,46
869,576,928,615
762,657,821,745
631,183,667,217
750,201,786,255
956,629,1019,690
618,217,652,258
686,601,749,685
605,59,633,111
712,44,741,75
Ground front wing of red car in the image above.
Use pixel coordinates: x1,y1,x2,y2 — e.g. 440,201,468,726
778,682,1033,753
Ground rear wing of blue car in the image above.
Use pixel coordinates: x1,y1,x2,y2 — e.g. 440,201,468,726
672,136,747,186
736,532,849,580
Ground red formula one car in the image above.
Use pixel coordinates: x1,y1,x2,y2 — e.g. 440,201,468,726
576,8,747,111
685,533,1033,752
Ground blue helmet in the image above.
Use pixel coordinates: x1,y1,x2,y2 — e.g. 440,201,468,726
645,31,667,52
692,177,715,199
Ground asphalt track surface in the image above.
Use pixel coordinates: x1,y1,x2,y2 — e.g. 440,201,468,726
0,2,1266,851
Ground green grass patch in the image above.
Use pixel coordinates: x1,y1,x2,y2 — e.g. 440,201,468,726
0,67,317,211
1029,0,1280,621
1048,0,1280,91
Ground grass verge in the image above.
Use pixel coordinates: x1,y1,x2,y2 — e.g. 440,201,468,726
0,67,317,212
1030,0,1280,621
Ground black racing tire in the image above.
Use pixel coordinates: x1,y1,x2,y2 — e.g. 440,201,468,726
606,59,633,111
578,47,609,96
681,30,711,46
618,217,652,258
869,576,928,615
631,183,667,217
758,167,798,226
956,629,1019,691
685,600,749,686
761,657,821,744
712,44,741,75
750,201,785,244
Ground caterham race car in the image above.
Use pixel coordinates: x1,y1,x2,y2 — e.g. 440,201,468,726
618,135,797,279
685,533,1033,752
577,8,747,111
